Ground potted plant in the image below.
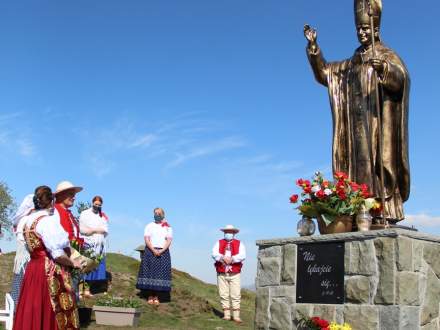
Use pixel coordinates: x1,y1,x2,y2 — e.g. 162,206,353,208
289,171,381,234
93,296,142,326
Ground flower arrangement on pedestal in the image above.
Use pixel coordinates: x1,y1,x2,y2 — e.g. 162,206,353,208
290,171,381,233
298,315,352,330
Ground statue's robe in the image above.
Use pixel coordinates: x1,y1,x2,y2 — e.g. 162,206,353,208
307,42,410,220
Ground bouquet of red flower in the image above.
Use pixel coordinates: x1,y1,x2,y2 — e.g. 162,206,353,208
298,316,330,330
297,315,352,330
290,171,381,226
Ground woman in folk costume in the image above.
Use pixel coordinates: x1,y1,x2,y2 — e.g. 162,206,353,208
136,207,173,305
54,181,83,246
54,180,84,301
79,195,109,296
13,186,83,330
10,194,34,307
212,225,246,324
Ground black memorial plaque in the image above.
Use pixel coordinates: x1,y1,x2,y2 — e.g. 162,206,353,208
296,242,344,304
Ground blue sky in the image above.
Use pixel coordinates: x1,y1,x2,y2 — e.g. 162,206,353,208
1,0,439,286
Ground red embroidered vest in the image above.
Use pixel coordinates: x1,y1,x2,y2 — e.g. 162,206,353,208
214,239,243,273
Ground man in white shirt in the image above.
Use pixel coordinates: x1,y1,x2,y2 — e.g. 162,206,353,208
212,224,246,324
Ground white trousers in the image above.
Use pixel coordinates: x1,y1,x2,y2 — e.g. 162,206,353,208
217,273,241,311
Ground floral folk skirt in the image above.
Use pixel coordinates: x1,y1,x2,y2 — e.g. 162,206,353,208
136,248,171,292
13,255,79,330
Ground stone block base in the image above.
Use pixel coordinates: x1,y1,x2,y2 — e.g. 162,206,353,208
255,229,440,330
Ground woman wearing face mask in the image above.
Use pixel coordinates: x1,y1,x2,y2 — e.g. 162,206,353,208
79,196,109,296
136,207,173,305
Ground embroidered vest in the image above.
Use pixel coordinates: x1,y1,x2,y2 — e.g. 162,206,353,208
214,239,243,273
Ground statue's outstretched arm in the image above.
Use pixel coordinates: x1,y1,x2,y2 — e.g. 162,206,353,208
304,24,329,87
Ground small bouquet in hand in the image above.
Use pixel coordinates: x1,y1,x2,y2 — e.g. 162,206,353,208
70,238,102,275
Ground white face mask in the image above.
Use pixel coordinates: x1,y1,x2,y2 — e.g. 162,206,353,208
224,233,234,241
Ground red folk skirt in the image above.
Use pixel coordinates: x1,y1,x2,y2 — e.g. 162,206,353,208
13,251,79,330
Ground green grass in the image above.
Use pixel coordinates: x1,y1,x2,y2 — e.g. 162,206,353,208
0,252,255,329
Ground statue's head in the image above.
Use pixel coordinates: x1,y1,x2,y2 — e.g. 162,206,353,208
355,0,382,46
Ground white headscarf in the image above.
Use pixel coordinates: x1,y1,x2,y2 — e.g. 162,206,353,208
13,194,35,227
12,194,35,274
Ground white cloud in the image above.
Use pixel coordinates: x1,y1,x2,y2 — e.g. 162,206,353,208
0,112,21,124
165,136,246,169
88,155,115,178
129,134,157,148
0,131,9,144
401,213,440,228
0,113,38,159
78,113,248,176
17,139,36,157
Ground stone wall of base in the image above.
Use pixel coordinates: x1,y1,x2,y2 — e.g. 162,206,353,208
255,229,440,330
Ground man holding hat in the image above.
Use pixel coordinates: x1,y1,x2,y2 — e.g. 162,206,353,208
212,224,246,324
54,181,84,246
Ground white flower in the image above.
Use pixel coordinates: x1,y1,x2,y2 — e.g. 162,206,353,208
311,185,321,193
324,188,333,196
364,198,375,211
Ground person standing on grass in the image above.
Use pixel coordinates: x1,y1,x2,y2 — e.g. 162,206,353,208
10,194,35,307
79,195,109,297
136,207,173,305
54,180,84,301
212,224,246,324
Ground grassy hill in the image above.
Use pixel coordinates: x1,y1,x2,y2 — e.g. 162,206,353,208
0,252,255,330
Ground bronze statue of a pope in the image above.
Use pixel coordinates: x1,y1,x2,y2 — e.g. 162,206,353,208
304,0,410,222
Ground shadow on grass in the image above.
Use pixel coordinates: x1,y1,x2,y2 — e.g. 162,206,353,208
212,307,224,319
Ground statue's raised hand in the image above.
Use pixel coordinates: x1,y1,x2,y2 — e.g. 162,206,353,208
304,24,317,44
304,24,318,53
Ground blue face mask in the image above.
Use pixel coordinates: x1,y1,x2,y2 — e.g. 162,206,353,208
154,215,164,222
224,233,234,241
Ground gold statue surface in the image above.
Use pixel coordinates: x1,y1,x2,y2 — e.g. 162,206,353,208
304,0,410,221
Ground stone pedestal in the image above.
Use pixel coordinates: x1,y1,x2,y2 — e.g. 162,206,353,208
255,229,440,330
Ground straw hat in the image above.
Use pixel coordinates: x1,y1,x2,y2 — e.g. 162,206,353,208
54,181,83,195
220,224,239,233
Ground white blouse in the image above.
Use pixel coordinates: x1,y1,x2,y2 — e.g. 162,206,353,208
79,208,108,256
144,221,173,248
24,210,70,259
